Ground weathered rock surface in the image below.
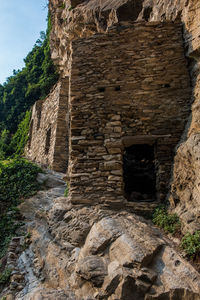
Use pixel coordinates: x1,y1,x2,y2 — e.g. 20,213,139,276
1,171,200,300
169,133,200,234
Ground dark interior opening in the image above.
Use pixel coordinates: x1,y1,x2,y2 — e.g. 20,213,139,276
163,83,171,88
143,6,153,21
45,128,51,155
37,110,42,130
123,144,156,202
115,86,121,91
98,87,105,93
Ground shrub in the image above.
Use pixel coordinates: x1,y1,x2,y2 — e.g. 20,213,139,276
0,130,11,160
152,207,181,235
181,231,200,257
0,159,41,258
0,158,41,206
0,268,11,285
9,111,31,156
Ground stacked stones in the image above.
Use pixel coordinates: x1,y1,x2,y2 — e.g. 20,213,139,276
26,21,192,210
68,21,191,206
25,78,69,172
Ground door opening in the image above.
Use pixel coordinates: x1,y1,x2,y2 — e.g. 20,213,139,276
123,144,156,202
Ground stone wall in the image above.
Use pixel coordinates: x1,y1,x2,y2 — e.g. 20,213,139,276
68,21,191,206
25,78,69,172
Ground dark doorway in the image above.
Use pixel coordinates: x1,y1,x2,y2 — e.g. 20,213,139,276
123,144,156,202
45,128,51,155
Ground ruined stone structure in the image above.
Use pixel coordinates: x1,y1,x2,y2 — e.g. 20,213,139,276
25,78,69,172
68,22,191,206
27,19,191,209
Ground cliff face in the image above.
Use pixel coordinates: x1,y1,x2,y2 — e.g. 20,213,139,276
49,0,200,234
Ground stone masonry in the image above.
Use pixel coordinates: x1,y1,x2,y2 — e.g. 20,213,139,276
26,21,191,209
25,78,69,172
68,21,191,206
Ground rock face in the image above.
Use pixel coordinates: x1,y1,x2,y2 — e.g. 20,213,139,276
1,172,200,299
169,134,200,234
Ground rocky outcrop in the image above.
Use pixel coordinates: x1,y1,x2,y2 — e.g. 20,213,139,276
1,171,200,299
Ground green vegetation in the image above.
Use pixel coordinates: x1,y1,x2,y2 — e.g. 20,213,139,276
0,207,21,259
0,15,58,158
0,159,41,259
153,207,200,259
9,111,31,156
0,159,41,206
0,268,11,285
0,111,31,160
0,130,11,160
64,186,69,197
181,231,200,257
152,207,181,235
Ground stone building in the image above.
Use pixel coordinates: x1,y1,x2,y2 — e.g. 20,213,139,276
25,78,69,172
26,21,191,210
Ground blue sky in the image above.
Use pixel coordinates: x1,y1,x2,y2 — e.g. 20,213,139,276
0,0,48,84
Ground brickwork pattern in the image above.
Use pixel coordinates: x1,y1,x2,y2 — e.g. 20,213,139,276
25,78,69,172
68,22,191,205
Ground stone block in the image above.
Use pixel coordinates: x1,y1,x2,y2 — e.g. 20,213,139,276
104,161,122,171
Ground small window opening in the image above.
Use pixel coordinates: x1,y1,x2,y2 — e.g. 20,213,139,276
45,128,51,155
163,83,171,88
115,86,121,91
37,110,41,130
123,144,156,202
143,6,152,21
98,87,105,93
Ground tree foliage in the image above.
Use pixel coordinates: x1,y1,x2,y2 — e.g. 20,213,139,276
0,159,41,259
9,111,31,156
0,16,58,157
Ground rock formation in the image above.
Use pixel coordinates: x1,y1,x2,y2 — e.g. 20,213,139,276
1,170,200,299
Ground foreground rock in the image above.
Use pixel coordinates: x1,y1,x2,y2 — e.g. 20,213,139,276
1,171,199,300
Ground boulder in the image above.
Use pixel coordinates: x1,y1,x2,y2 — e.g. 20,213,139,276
76,256,107,287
